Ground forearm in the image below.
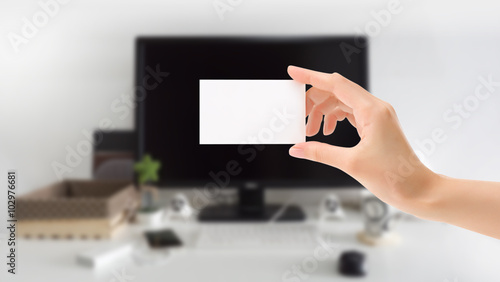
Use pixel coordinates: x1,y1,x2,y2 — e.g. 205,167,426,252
416,173,500,239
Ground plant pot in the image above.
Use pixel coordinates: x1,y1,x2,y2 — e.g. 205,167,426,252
135,207,164,227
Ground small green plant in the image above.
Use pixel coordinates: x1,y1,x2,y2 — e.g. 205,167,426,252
134,154,161,212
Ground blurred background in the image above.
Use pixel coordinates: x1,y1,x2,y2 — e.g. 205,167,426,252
1,0,500,282
1,0,500,191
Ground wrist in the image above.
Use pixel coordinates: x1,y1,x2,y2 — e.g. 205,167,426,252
408,168,444,221
391,164,442,221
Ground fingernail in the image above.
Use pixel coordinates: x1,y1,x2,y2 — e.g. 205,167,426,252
289,144,306,159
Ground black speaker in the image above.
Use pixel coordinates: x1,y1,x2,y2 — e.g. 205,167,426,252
93,131,136,180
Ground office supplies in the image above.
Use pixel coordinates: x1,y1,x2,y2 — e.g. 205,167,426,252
76,241,133,268
338,250,366,277
135,218,183,266
199,79,305,144
21,215,500,281
144,229,183,249
135,36,368,222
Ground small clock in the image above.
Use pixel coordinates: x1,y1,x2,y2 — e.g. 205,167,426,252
363,197,388,222
361,193,391,238
358,192,400,245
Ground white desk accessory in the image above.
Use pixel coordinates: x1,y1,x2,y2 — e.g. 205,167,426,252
357,191,400,246
318,193,345,221
76,241,133,268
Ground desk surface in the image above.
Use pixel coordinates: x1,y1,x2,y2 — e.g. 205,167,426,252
3,208,500,282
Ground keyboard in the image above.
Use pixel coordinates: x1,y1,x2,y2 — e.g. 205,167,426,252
195,223,321,251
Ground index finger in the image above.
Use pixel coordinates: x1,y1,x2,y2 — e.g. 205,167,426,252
287,65,372,110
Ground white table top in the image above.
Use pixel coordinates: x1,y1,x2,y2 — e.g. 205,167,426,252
3,207,500,282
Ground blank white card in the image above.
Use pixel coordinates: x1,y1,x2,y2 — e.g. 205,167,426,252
199,80,305,144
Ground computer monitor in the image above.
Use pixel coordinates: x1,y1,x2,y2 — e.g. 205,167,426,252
135,36,367,221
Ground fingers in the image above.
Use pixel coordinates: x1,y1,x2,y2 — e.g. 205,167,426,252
289,141,351,172
306,96,314,116
305,91,354,136
306,87,330,105
306,109,323,136
323,112,337,135
290,66,368,139
288,65,372,110
346,113,357,128
313,96,352,115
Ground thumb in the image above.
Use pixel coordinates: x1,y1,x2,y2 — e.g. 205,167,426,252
289,141,351,171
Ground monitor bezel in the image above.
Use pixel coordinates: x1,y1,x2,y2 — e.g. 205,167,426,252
135,36,368,189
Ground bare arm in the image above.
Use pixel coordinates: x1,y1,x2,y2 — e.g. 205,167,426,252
287,66,500,239
429,176,500,237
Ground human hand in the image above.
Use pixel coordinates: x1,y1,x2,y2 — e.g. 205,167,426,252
287,66,438,218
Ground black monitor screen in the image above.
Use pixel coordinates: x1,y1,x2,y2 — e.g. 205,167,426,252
136,37,367,188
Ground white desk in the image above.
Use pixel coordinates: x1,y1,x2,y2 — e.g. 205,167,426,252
3,207,500,282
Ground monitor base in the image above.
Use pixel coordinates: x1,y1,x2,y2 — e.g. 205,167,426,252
198,204,306,222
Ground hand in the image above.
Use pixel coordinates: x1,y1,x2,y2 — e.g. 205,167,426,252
287,66,438,218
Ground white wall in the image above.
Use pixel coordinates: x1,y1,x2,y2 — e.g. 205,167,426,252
1,0,500,194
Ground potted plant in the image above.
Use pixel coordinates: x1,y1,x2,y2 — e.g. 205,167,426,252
134,154,164,226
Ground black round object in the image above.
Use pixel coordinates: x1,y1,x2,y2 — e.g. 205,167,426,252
338,250,367,277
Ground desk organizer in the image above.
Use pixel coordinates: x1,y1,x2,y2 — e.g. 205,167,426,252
17,180,138,239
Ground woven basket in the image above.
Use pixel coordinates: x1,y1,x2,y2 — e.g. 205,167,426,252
17,180,139,239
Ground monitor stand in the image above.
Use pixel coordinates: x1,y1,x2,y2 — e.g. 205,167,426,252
198,182,305,222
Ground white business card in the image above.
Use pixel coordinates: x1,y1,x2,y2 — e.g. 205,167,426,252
199,79,305,144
